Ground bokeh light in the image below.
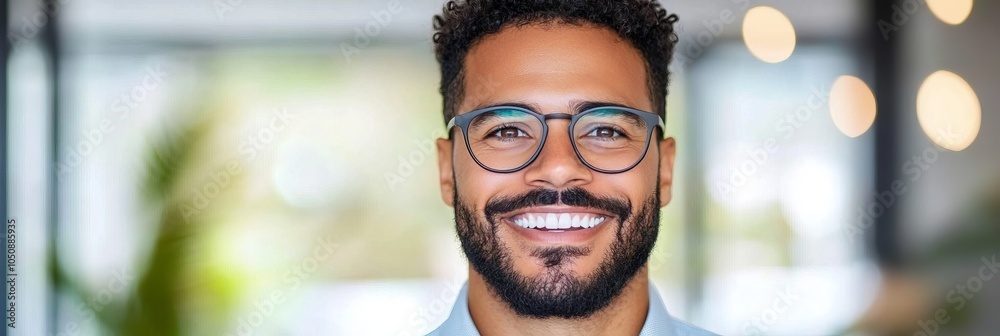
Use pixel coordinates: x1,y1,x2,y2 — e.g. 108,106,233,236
927,0,974,25
742,6,797,63
916,70,981,151
829,75,877,138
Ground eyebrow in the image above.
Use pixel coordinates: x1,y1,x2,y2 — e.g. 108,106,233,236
468,100,640,114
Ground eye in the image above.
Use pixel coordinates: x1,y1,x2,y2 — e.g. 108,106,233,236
491,126,528,139
585,127,623,138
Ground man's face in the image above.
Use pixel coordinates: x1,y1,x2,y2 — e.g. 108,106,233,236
436,23,677,318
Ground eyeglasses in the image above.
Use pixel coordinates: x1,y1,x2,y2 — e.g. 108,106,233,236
446,105,665,174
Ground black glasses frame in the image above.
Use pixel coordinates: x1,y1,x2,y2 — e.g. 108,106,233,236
446,105,665,174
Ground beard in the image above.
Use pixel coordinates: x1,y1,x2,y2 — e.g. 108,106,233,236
454,185,660,319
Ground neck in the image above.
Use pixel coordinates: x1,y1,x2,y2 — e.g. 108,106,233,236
467,266,650,336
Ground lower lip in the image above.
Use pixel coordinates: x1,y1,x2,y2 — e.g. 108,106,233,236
503,218,614,244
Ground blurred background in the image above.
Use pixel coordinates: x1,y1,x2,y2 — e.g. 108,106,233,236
3,0,998,335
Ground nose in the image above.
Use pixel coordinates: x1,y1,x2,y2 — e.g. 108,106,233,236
522,119,593,189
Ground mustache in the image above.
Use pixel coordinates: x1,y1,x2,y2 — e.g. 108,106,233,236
483,187,632,223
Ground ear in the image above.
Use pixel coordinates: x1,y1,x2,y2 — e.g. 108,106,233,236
658,137,677,207
437,137,455,207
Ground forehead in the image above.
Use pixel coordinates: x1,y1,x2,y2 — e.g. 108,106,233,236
459,23,651,114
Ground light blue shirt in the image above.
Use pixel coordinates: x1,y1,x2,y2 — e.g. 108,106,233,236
427,282,718,336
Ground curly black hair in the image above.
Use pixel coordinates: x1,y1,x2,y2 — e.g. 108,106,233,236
432,0,680,124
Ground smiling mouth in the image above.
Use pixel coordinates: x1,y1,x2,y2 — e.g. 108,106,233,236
506,213,611,232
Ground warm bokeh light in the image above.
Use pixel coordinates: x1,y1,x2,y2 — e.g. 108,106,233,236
927,0,974,25
829,75,877,138
742,6,797,63
916,70,982,151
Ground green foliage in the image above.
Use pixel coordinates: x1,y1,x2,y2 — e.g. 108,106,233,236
51,110,215,336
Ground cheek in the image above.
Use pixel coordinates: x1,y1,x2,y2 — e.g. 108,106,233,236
453,145,520,206
452,138,479,187
638,143,662,185
597,174,656,207
603,148,660,196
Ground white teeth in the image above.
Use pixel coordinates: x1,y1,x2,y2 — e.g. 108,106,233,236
545,214,558,229
511,213,608,230
558,214,571,229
